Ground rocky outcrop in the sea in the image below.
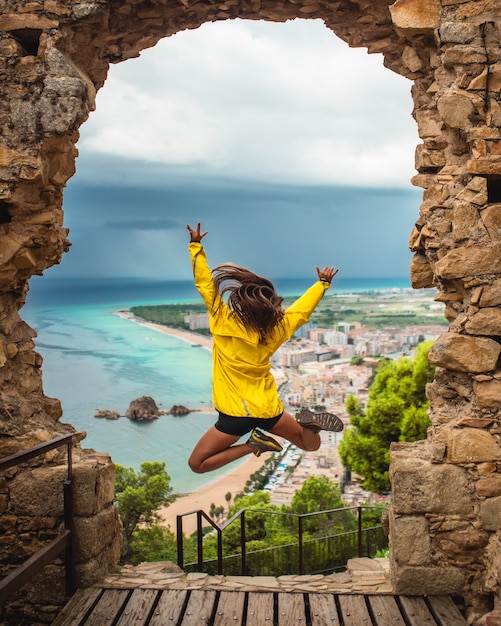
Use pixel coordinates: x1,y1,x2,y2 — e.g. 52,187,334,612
126,396,160,421
169,404,191,416
95,409,120,420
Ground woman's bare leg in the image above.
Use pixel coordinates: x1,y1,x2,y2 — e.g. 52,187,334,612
188,426,254,473
270,410,321,451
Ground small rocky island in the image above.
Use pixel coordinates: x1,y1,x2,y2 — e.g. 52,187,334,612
94,395,192,421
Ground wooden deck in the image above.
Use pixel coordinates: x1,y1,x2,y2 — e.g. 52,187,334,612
52,587,468,625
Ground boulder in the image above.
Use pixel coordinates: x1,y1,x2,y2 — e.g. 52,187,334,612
94,409,120,420
169,404,191,416
126,396,159,421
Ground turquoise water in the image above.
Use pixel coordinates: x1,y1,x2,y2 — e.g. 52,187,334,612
22,276,410,493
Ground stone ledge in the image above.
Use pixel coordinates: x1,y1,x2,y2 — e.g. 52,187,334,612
96,557,392,594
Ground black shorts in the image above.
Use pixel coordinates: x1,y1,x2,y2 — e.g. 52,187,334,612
214,411,283,437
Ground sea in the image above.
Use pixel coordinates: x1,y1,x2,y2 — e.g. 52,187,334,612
22,275,410,494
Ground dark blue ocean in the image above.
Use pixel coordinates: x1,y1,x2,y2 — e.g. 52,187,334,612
22,276,410,494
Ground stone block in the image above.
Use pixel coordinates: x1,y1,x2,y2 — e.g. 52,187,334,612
474,378,501,408
0,147,40,172
390,563,465,595
402,45,423,72
468,157,501,176
10,466,66,516
435,526,490,558
442,46,487,66
73,504,121,562
428,333,500,373
480,279,501,307
482,205,501,241
483,533,501,594
435,246,501,279
437,91,479,130
410,253,435,288
388,512,431,566
457,176,488,205
414,111,443,139
390,453,473,515
74,531,122,587
72,456,116,517
0,235,22,265
438,21,476,44
466,308,501,335
415,144,446,171
389,0,440,33
476,474,501,498
448,428,501,463
42,396,63,421
480,496,501,531
452,202,482,242
469,66,501,92
0,13,58,30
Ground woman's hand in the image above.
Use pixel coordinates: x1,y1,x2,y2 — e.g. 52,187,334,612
316,266,338,283
187,223,208,243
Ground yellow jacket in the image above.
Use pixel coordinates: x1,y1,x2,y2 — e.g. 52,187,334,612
189,242,330,418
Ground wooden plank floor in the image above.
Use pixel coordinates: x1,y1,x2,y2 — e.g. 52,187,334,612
52,588,468,626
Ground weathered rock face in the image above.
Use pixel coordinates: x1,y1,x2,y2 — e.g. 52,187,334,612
2,0,501,623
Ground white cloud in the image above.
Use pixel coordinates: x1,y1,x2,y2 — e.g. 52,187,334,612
79,18,418,187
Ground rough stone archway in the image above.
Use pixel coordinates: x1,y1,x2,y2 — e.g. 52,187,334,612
2,0,501,623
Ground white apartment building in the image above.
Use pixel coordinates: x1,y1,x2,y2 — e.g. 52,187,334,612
281,348,317,367
184,313,210,330
323,330,348,346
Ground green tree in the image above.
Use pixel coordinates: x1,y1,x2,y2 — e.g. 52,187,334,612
345,394,364,419
339,340,435,494
286,476,354,535
203,491,279,558
115,461,176,562
129,525,177,565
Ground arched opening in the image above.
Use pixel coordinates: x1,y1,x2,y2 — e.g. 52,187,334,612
25,17,420,492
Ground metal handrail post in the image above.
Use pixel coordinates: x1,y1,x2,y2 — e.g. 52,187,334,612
197,511,204,570
176,516,184,570
240,510,246,575
216,526,223,575
63,480,74,596
358,506,363,557
298,516,304,575
63,438,75,596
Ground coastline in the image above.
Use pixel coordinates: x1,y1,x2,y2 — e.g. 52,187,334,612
160,451,272,535
114,309,270,534
114,310,214,351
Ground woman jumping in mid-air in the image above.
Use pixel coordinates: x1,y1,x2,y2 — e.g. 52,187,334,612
187,222,343,474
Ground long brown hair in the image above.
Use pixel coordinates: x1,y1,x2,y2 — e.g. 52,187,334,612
212,263,284,343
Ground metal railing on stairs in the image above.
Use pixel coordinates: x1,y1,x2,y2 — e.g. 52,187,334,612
176,504,387,577
0,433,75,604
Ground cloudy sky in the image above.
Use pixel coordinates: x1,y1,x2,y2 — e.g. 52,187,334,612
54,18,421,281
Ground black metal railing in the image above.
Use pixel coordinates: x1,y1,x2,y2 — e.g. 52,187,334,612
176,505,387,576
0,433,75,604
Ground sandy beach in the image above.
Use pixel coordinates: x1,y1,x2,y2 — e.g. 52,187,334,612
159,451,270,535
115,310,214,351
115,310,270,535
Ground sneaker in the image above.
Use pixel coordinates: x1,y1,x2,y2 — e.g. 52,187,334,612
296,407,344,432
246,428,283,457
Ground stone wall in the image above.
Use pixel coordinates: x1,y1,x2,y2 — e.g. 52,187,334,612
1,0,501,623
